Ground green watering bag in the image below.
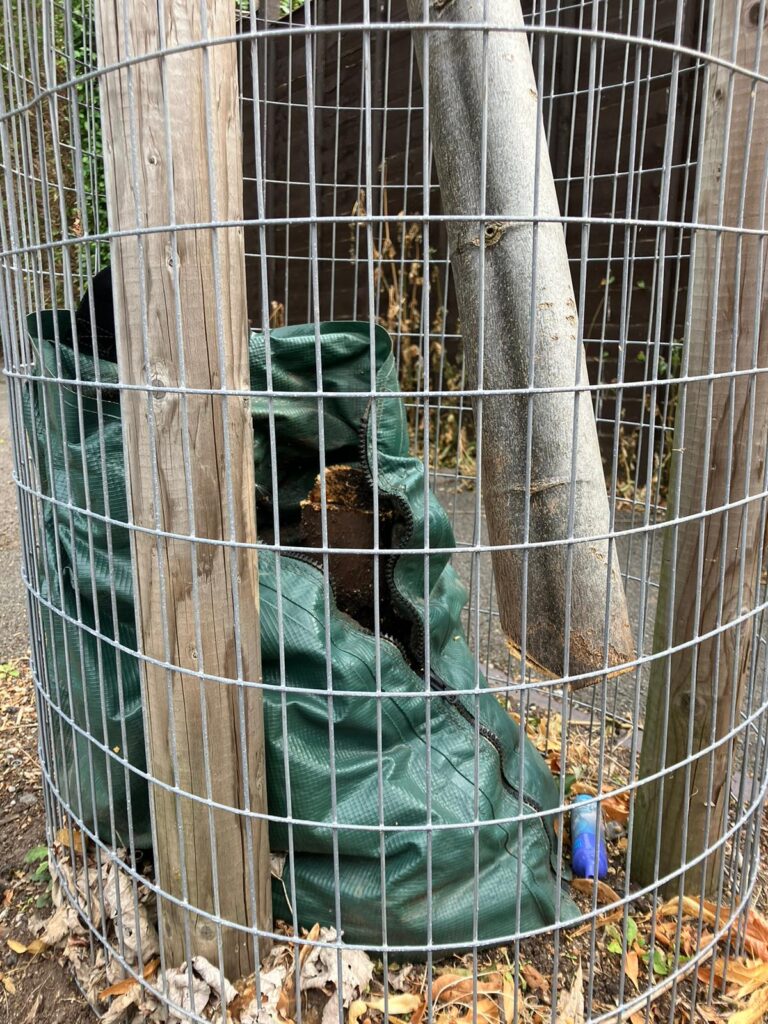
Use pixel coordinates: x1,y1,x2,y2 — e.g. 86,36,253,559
24,312,577,948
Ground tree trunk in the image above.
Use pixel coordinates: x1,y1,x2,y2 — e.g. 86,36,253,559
633,0,768,895
96,0,272,975
406,0,634,685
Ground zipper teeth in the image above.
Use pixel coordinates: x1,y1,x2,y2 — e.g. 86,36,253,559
282,550,541,816
428,673,543,814
359,404,426,662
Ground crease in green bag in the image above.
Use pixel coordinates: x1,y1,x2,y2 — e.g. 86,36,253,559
23,311,578,948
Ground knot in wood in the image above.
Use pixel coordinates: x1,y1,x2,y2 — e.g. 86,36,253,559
473,220,514,249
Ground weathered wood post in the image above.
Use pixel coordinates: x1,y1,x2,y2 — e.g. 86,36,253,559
406,0,634,685
95,0,272,974
633,0,768,894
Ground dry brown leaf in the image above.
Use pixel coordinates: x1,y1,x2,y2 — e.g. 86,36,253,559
99,978,139,1002
6,939,26,954
475,995,500,1023
1,974,16,995
55,826,86,857
569,784,629,825
569,878,621,905
699,956,768,998
432,973,501,1004
277,922,321,1022
349,999,367,1024
502,973,514,1023
366,994,422,1014
570,907,625,938
556,963,584,1024
521,963,548,994
25,938,46,956
601,793,630,825
624,951,639,991
696,1006,722,1023
729,984,768,1024
661,897,768,963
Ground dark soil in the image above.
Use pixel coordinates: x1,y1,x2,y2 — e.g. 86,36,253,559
0,662,94,1024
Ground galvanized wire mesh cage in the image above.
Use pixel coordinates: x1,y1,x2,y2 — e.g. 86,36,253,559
1,0,768,1021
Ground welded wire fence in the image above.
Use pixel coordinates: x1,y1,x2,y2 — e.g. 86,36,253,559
1,0,768,1022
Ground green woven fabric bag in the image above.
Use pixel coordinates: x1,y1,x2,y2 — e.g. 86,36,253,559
24,311,577,948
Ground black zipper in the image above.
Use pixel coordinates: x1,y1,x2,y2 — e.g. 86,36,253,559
357,406,543,817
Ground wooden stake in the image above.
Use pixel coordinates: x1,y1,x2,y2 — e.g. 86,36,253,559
633,0,768,895
95,0,271,974
406,0,634,685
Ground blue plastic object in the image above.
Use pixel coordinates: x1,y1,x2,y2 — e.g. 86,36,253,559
570,794,609,879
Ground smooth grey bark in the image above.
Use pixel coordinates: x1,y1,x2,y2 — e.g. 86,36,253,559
407,0,634,684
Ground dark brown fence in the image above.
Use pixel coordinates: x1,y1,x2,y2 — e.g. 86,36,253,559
239,0,706,490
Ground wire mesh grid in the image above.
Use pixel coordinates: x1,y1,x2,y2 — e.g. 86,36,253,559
1,0,768,1021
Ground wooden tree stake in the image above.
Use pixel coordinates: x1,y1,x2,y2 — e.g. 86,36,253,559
633,0,768,894
95,0,272,974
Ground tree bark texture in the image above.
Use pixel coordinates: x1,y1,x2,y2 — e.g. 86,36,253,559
407,0,634,685
633,0,768,895
96,0,272,975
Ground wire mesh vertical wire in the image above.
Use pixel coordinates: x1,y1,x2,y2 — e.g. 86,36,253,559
0,0,768,1022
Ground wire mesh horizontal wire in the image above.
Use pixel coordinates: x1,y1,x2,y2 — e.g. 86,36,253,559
1,1,768,1023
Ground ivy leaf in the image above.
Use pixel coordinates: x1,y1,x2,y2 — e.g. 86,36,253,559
23,845,48,865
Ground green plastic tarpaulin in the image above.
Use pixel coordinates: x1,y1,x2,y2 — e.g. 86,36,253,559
24,311,577,948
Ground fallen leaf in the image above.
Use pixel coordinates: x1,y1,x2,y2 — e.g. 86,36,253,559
191,956,237,1006
601,793,630,825
521,963,548,994
25,939,46,956
475,995,500,1023
556,962,584,1024
569,784,629,825
98,958,160,1002
431,972,502,1004
388,965,413,992
99,978,139,1002
661,897,768,963
55,827,86,857
6,939,26,954
101,987,142,1024
349,1000,367,1024
570,878,621,905
729,985,768,1024
366,994,422,1014
624,951,639,990
502,973,514,1023
570,907,625,938
697,1006,722,1023
164,962,211,1021
1,974,16,994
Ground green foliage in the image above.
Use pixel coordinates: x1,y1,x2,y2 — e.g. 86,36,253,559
56,0,108,272
0,661,20,681
23,845,48,865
